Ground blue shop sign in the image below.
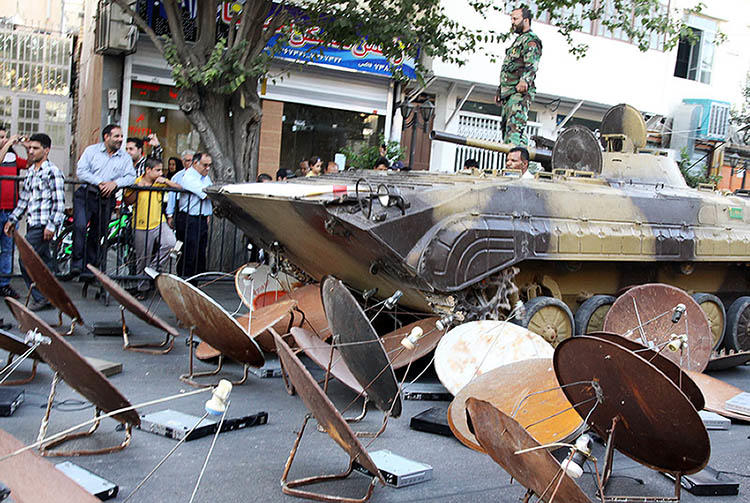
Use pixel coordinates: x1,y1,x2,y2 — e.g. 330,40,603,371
264,26,417,80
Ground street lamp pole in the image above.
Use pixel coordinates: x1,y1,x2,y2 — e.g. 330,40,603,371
400,100,434,170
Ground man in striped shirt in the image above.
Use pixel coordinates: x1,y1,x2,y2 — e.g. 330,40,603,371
126,134,163,177
3,133,65,311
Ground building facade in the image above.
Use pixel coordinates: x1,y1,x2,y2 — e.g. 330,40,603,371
426,0,750,174
0,0,82,173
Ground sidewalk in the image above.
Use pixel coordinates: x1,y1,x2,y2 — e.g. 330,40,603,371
0,277,748,502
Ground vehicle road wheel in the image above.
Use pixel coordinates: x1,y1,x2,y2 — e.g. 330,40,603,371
574,295,616,336
519,296,575,346
724,296,750,351
691,293,726,350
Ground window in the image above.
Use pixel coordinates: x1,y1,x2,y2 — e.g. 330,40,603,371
17,98,40,137
45,101,68,146
0,96,11,128
279,102,384,170
0,28,72,95
673,16,717,84
504,1,666,51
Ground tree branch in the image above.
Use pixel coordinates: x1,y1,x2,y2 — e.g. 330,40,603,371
110,0,193,84
194,1,218,61
162,0,200,69
232,0,268,50
241,1,290,68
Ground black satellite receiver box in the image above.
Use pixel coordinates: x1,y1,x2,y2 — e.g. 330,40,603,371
55,461,119,500
0,388,24,417
139,409,268,441
409,406,452,437
92,321,122,336
662,466,739,496
402,381,452,401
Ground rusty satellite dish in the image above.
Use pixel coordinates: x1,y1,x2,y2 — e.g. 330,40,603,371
466,398,591,503
686,370,750,422
0,328,42,385
235,298,297,353
195,341,220,361
155,274,264,386
321,276,401,418
199,297,298,360
435,320,553,395
6,297,139,456
0,428,101,502
588,331,704,411
290,327,363,394
281,283,329,339
381,317,444,370
555,336,710,474
14,231,82,332
235,267,328,344
273,330,384,502
448,358,583,453
87,265,177,354
603,283,711,372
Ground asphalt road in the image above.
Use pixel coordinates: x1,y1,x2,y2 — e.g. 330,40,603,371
0,277,748,502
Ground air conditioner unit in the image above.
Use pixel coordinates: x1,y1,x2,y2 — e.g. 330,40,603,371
682,98,731,141
95,0,137,55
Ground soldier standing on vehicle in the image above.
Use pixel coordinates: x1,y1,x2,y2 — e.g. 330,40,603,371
495,6,542,146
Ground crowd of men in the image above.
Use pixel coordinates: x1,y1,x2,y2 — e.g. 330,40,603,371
0,122,215,308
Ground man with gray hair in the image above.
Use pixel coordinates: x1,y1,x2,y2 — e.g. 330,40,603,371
180,150,194,171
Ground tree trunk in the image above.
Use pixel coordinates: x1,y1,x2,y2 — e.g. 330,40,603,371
177,82,264,272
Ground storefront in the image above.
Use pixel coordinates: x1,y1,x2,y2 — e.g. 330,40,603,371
120,35,403,176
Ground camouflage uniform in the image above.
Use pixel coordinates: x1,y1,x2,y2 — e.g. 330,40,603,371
497,31,543,146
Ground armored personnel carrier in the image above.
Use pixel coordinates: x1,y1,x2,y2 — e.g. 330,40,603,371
206,104,750,351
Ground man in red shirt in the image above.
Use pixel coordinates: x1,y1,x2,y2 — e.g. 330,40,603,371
0,125,27,298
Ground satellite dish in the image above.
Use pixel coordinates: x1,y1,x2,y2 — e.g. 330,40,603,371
448,358,582,453
555,336,710,474
552,125,603,174
603,283,712,372
321,276,401,418
434,320,552,395
599,103,647,151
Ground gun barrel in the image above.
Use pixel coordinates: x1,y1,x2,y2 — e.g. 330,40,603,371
430,130,552,163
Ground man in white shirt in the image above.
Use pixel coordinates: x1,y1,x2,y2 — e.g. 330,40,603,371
506,146,534,179
178,153,213,276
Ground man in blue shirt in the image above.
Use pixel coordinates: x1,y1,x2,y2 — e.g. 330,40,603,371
64,124,136,280
165,153,195,274
178,153,213,276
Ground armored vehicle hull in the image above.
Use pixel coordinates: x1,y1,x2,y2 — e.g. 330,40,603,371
206,104,750,350
207,166,750,345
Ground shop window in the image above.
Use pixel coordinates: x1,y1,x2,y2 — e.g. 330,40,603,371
129,104,202,161
279,102,384,171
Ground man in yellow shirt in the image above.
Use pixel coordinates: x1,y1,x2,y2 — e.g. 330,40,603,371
124,158,181,298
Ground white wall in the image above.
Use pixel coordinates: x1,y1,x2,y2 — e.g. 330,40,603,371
433,1,750,116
